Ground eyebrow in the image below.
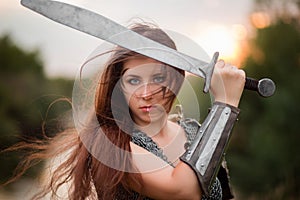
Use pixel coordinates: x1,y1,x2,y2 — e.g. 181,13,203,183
123,74,141,79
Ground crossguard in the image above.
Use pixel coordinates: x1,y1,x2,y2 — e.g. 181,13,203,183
203,52,219,93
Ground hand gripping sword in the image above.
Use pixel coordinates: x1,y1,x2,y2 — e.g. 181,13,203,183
21,0,275,97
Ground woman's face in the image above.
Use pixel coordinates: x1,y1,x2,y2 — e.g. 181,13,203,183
121,56,173,126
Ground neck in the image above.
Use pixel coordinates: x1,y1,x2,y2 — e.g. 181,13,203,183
135,115,168,138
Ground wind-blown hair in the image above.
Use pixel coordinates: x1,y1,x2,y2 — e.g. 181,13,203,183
2,22,185,199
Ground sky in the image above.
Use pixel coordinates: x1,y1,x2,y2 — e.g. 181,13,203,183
0,0,254,78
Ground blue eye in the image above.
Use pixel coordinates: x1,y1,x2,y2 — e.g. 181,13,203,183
128,78,140,85
153,76,166,83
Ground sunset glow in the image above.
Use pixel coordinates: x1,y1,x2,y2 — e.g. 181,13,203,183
195,24,248,66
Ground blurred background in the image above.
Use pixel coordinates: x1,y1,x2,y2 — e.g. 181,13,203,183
0,0,299,199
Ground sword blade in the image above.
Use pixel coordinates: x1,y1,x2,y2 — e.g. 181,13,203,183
21,0,218,93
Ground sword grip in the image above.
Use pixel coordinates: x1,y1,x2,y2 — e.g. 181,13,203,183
244,77,276,97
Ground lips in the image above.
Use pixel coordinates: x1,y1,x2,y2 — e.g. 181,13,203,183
139,105,155,112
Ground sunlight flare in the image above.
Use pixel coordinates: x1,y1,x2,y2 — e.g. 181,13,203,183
195,24,248,66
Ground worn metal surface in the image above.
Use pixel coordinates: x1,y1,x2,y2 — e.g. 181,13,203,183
180,102,240,196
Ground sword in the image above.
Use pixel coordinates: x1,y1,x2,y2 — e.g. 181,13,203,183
21,0,275,97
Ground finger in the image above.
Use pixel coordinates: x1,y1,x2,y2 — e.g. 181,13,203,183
238,68,246,79
223,64,239,72
231,66,238,70
215,60,225,68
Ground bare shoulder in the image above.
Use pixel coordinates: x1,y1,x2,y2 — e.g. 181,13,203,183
167,120,186,137
129,141,170,173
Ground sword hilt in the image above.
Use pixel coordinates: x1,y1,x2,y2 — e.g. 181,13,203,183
245,77,276,97
203,52,276,97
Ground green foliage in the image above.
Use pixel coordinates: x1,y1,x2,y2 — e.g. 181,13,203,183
172,75,212,121
228,20,300,199
0,35,73,189
0,35,44,75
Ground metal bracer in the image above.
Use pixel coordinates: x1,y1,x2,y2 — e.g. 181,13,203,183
180,102,240,196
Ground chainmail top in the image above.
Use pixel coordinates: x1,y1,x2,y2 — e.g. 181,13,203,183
131,131,175,167
115,116,224,200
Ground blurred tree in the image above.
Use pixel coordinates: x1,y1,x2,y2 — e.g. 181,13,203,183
0,35,73,191
228,0,300,199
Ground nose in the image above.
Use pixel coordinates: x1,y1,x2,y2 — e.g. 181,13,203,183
136,84,153,100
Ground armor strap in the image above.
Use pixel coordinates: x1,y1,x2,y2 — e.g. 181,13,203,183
180,101,240,196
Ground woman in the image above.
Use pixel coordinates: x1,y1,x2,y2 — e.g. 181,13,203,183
5,23,245,200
